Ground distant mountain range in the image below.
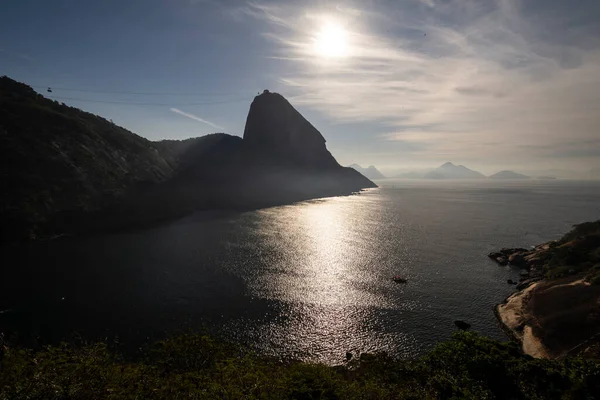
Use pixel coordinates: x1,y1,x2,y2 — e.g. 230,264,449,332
395,162,485,179
489,170,530,180
0,79,375,242
348,164,385,180
425,162,486,179
393,164,553,180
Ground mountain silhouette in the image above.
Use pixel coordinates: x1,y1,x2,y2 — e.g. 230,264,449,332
349,164,385,180
489,170,530,180
0,78,375,241
423,162,486,179
244,90,339,169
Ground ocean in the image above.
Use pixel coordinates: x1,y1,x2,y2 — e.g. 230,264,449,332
1,179,599,364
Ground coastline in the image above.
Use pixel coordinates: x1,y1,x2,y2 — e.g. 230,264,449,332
494,265,600,359
489,221,600,360
495,281,551,358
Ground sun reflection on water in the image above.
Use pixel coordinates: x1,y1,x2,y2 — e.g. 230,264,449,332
231,192,420,363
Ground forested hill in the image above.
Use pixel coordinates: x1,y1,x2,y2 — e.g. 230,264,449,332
0,76,178,241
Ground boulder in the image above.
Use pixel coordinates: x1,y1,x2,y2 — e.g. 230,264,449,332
508,253,527,267
519,271,530,279
530,268,543,278
488,252,503,259
524,256,544,267
454,320,471,330
497,257,508,266
501,247,528,256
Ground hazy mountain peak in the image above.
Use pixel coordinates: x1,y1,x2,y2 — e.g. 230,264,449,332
348,164,385,180
489,170,530,180
424,162,485,179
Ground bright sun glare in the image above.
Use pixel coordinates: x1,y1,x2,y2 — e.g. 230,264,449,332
314,20,350,58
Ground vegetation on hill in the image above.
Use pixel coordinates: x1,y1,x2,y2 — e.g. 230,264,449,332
1,331,599,399
542,221,600,282
154,134,239,171
0,76,174,241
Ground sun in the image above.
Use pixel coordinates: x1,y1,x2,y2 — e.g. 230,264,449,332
313,20,350,58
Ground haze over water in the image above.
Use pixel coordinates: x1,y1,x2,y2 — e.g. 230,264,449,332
1,180,599,364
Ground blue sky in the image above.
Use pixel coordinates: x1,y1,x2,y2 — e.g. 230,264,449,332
2,0,599,175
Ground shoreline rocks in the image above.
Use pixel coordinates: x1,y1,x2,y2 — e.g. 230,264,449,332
492,221,600,359
454,320,471,331
488,246,545,281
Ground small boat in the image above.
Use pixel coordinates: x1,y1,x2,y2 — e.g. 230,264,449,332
392,276,408,284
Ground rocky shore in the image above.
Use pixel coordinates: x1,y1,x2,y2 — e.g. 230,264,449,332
488,245,548,286
489,221,600,359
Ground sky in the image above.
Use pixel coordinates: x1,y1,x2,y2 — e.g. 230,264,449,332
1,0,599,176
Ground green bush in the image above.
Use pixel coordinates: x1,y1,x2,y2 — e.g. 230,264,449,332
2,332,599,399
560,221,600,244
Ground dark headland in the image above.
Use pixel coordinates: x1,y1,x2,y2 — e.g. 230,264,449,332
0,79,375,242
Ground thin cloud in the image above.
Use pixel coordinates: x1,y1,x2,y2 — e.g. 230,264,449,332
244,0,600,168
170,108,224,130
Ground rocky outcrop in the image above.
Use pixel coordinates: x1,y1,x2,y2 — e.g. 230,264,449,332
488,248,531,270
493,221,600,359
243,90,339,169
454,320,471,330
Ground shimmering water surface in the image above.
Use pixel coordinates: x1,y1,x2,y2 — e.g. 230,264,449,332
1,180,599,363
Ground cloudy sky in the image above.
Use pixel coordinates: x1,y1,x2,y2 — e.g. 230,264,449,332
2,0,599,175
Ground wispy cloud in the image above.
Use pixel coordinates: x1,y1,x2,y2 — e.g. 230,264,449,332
170,108,224,130
242,0,600,168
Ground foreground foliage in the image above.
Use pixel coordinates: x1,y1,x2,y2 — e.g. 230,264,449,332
1,332,599,399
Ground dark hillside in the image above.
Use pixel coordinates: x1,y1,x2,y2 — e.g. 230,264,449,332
0,77,173,241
